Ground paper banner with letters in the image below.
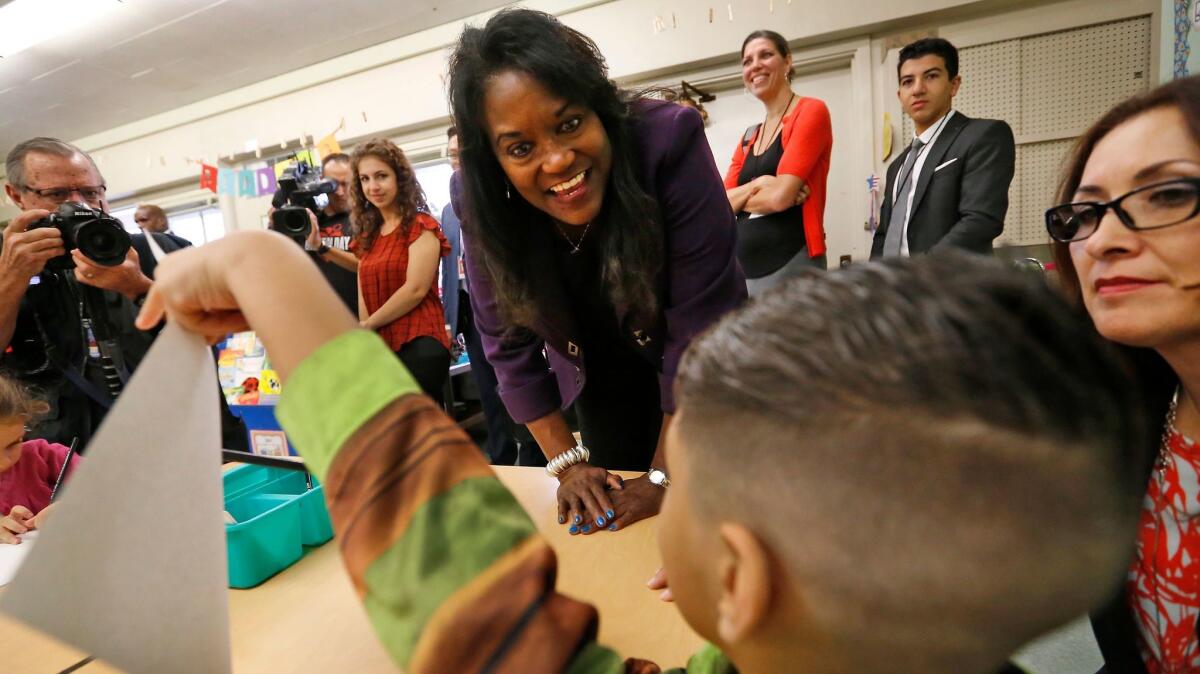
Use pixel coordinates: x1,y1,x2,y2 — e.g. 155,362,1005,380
200,164,218,193
237,170,257,197
255,167,277,196
218,168,236,196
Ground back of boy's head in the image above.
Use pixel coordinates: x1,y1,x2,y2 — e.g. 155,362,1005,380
674,253,1149,671
0,375,48,423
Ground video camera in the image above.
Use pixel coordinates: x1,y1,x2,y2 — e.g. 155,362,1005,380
30,202,131,270
270,157,337,245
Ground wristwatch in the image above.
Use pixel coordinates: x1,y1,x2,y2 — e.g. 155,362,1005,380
316,243,331,257
647,469,670,489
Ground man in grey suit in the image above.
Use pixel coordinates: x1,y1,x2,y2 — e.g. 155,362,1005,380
871,38,1015,259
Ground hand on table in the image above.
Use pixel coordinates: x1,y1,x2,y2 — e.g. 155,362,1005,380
0,505,36,544
606,474,664,532
556,463,623,535
646,566,673,602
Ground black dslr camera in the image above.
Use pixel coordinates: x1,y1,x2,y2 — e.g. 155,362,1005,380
270,157,337,245
30,202,132,270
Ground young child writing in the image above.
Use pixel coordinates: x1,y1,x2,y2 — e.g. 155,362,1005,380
0,377,79,545
137,230,1150,674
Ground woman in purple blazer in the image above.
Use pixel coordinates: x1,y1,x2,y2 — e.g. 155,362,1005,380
449,9,746,534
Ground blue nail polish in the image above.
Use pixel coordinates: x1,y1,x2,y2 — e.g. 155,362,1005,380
569,526,578,534
582,524,592,533
606,509,614,519
597,517,606,526
574,515,581,524
609,524,617,531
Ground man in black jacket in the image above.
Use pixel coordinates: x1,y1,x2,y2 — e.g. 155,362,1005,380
133,204,192,249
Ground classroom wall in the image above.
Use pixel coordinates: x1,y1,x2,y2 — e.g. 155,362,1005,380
0,0,1165,232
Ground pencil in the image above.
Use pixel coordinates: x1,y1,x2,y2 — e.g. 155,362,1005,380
49,437,78,503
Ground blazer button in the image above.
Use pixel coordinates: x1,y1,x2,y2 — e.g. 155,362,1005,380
567,341,580,357
633,330,651,346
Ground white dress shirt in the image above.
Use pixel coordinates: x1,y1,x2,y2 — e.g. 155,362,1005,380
893,109,956,256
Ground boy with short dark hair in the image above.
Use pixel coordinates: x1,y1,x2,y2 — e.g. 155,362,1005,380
139,232,1149,673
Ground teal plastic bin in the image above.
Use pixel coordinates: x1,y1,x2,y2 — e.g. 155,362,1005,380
224,493,303,588
259,471,334,546
222,464,334,588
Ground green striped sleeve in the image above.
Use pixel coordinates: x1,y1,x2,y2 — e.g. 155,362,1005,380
276,329,419,481
360,476,537,665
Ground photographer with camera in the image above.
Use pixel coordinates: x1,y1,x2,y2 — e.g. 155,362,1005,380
269,153,358,312
1,137,157,448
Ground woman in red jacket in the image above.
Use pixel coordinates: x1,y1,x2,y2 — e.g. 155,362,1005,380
353,138,451,406
725,29,833,295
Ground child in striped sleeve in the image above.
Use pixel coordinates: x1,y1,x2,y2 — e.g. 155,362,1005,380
138,230,1147,674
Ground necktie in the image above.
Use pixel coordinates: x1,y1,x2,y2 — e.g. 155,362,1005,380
882,137,926,257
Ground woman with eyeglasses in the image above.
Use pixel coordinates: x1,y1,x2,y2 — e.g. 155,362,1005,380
449,9,746,534
1045,75,1200,673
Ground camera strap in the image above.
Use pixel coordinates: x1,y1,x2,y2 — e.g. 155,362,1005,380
32,305,116,410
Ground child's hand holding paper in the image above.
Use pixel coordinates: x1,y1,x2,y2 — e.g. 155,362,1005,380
0,505,35,544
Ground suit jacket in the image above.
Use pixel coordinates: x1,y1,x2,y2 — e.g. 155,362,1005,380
458,100,747,425
131,232,188,281
871,112,1015,259
439,202,461,337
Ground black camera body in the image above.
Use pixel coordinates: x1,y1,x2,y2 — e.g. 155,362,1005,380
30,202,131,270
270,158,337,245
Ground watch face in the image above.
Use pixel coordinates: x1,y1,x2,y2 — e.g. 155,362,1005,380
649,469,668,486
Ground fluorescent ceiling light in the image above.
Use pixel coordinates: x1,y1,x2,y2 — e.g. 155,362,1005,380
0,0,123,60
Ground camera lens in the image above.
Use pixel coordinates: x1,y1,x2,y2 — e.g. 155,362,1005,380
75,219,132,266
270,207,312,239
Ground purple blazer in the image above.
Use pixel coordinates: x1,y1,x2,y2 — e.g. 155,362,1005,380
457,100,747,425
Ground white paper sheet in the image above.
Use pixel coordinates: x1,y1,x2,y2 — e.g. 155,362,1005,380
0,530,38,586
0,323,232,674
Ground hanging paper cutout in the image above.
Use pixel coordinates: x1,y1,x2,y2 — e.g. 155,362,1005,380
315,134,341,160
199,164,218,193
255,167,278,197
217,169,236,195
237,170,257,197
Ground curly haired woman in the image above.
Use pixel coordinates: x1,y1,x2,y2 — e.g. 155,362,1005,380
352,138,451,406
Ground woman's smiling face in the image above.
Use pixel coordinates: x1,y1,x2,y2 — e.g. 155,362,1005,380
482,70,612,226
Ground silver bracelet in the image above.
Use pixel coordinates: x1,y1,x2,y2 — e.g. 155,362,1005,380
546,444,590,478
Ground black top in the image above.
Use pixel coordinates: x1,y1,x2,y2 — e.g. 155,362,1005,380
551,226,628,364
313,209,358,313
549,224,662,470
735,132,806,278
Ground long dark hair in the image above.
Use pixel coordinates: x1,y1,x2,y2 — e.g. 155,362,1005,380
350,138,429,252
1050,77,1200,466
448,8,662,329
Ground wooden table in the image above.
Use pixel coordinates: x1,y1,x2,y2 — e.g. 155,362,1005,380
0,467,703,673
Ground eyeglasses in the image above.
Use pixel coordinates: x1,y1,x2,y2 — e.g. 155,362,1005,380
19,184,107,205
1045,178,1200,243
